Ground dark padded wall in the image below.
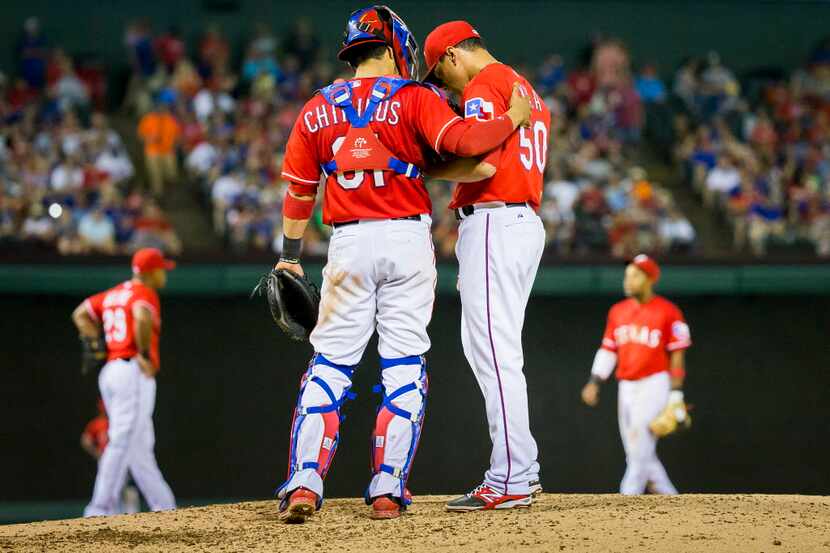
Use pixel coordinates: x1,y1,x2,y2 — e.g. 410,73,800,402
2,293,829,501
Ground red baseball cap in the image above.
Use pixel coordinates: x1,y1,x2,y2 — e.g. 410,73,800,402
132,248,176,275
422,20,481,82
630,254,660,282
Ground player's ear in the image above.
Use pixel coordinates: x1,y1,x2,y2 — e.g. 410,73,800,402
445,47,456,66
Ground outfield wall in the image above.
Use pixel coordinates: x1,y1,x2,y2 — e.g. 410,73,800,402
3,291,828,506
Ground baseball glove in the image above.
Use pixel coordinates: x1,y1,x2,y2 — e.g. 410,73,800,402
649,394,692,438
252,268,320,342
80,336,107,376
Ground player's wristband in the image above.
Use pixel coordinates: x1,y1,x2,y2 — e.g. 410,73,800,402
282,236,302,260
669,390,684,403
670,365,686,381
589,375,603,386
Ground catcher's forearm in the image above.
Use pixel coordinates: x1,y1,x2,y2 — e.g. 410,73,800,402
283,216,310,240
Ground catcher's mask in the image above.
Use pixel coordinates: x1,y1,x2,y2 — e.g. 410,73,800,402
337,5,419,80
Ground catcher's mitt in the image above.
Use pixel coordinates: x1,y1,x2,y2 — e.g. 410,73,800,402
252,268,320,342
649,393,692,438
80,336,107,376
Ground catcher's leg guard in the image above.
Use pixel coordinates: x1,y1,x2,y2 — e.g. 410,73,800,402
277,354,356,508
366,355,428,506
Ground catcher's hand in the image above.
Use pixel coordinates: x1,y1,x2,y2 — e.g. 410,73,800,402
252,266,320,342
649,391,692,438
80,335,107,376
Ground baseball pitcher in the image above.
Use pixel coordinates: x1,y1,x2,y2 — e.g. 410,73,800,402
581,255,692,495
273,5,531,523
72,248,176,516
423,21,551,511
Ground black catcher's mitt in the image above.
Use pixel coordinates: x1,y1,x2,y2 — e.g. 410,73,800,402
252,268,320,342
81,336,107,376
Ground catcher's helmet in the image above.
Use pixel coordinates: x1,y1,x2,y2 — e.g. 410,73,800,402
337,5,419,80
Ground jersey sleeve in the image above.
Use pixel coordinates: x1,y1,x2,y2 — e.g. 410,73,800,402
413,86,462,154
600,307,618,352
281,103,322,194
83,291,106,323
462,80,509,123
665,304,692,352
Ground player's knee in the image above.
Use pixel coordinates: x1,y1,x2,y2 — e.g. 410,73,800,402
298,359,354,409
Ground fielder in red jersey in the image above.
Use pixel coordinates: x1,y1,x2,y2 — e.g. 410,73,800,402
72,248,176,516
581,255,692,495
83,278,163,369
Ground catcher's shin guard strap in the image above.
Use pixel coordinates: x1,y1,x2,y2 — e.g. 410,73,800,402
277,355,357,503
368,356,428,504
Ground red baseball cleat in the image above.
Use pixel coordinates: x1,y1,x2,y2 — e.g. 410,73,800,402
445,484,533,511
369,494,402,520
279,487,318,523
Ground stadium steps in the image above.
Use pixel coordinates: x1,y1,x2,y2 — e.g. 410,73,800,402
111,115,222,253
638,144,731,256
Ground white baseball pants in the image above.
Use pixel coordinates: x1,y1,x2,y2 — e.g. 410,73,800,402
618,371,678,495
279,217,436,503
456,204,545,496
84,358,175,516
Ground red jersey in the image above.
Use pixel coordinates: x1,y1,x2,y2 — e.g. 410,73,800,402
451,63,551,211
83,416,109,455
600,296,691,381
84,280,162,369
281,77,462,224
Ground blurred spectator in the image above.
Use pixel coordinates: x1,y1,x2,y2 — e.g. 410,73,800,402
16,17,48,90
704,155,740,207
137,98,180,198
79,207,117,254
635,64,667,103
130,201,182,254
198,26,230,81
281,19,320,70
155,26,186,73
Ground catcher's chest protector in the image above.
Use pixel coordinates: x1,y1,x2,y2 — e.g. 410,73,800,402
319,77,422,179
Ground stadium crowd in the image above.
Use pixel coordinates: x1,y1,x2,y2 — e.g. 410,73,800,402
671,44,830,257
0,17,182,256
126,22,692,258
17,15,830,259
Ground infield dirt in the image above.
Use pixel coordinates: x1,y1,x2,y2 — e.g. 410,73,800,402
1,494,828,552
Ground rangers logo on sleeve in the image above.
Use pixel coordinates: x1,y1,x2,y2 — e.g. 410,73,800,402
672,321,691,342
465,97,494,121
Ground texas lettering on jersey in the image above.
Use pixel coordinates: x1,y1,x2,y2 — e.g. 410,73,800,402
84,280,162,369
601,296,691,381
281,77,462,223
452,63,551,210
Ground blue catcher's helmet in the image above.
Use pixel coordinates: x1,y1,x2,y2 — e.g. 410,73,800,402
337,5,419,80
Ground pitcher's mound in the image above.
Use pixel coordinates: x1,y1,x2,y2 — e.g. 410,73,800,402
2,494,829,552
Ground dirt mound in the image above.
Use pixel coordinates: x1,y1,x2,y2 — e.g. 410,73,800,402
2,494,828,552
